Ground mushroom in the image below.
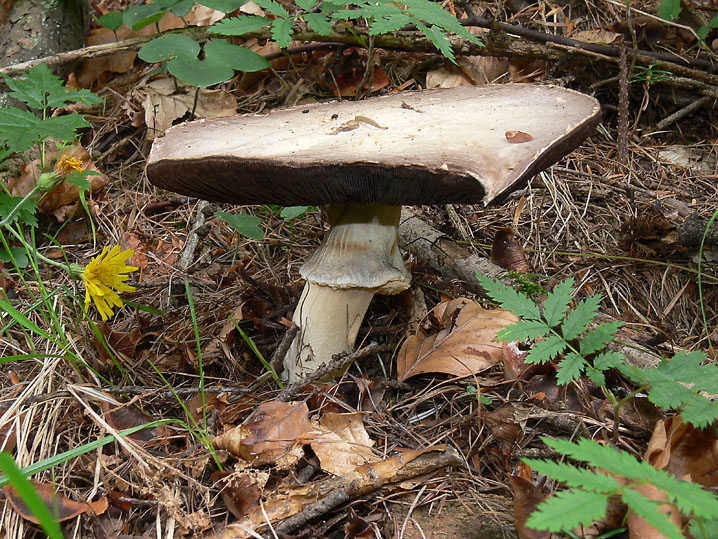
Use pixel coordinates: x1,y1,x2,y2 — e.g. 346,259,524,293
146,85,601,382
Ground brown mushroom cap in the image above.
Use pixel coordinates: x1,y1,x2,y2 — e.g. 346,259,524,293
146,85,600,206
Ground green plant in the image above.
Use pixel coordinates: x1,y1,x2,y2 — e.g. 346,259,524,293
477,274,718,536
478,275,718,427
658,0,718,42
0,64,101,254
97,0,481,88
523,437,718,538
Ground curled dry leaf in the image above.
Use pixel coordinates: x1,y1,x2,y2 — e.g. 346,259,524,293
136,77,238,140
101,399,168,446
505,130,534,144
491,227,530,273
310,412,376,475
426,65,475,89
397,299,519,381
645,416,718,489
572,29,621,45
8,143,107,221
212,400,315,468
4,481,107,524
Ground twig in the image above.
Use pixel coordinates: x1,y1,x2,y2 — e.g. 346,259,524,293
617,42,630,168
278,342,392,401
268,324,299,375
656,95,714,130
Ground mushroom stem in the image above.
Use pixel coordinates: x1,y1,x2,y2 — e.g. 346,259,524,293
283,205,410,382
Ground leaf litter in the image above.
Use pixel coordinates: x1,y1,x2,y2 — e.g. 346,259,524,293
1,0,718,537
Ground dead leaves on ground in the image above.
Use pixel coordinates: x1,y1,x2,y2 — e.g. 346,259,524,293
398,298,518,380
3,481,108,525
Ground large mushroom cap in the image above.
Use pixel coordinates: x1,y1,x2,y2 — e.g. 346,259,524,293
147,85,600,206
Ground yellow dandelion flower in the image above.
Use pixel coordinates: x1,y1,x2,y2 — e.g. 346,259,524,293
56,154,85,174
83,246,139,321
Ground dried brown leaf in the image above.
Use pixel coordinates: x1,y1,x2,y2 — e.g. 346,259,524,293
508,474,550,539
4,481,105,524
397,299,518,381
310,412,375,475
212,400,315,467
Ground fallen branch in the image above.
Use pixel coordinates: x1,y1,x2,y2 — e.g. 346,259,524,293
398,208,503,295
3,18,717,90
207,445,462,539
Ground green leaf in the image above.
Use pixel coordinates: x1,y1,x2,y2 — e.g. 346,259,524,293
477,275,541,321
651,470,718,518
138,34,200,63
211,15,272,35
523,459,620,492
205,40,270,72
497,319,550,342
0,454,64,539
542,438,646,481
593,350,625,371
216,211,264,240
271,18,293,48
294,0,317,11
35,115,91,145
657,0,681,21
370,13,413,34
252,0,289,18
0,247,30,268
196,0,246,11
0,194,38,227
556,352,585,384
416,23,455,63
65,170,100,190
0,298,52,340
689,518,718,539
165,39,269,88
304,13,333,35
280,206,309,220
97,11,123,31
561,294,601,340
542,278,574,327
580,321,622,355
622,487,683,539
168,55,233,87
619,351,718,426
3,64,64,109
525,334,566,364
584,366,606,386
161,0,195,16
526,489,608,532
123,3,166,30
0,107,44,151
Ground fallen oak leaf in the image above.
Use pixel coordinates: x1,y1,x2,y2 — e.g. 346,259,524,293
397,299,519,381
310,412,376,475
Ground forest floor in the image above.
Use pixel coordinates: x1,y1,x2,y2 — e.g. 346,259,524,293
1,0,717,537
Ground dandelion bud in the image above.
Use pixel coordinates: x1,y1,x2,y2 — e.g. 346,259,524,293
36,172,63,193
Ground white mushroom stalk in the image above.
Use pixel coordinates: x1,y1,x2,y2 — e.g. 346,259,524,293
284,204,410,381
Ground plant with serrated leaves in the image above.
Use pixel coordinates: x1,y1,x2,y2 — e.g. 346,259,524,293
477,275,718,428
523,437,718,538
0,64,102,263
98,0,480,88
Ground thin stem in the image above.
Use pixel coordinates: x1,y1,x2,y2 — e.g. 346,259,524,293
2,224,75,274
